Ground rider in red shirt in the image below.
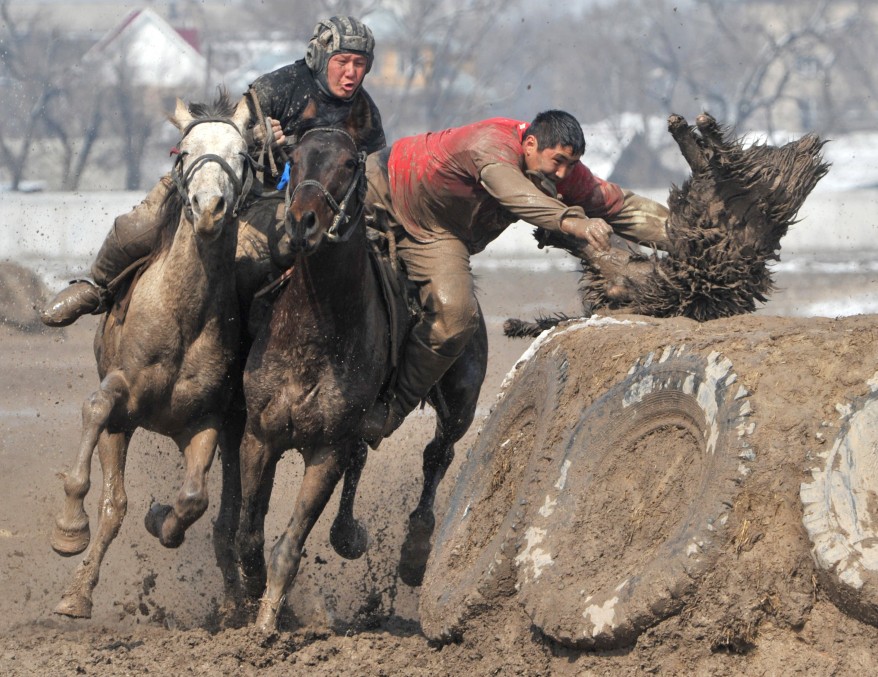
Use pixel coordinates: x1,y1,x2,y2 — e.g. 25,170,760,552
361,110,669,446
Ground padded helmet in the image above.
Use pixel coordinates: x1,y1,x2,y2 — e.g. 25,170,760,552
305,16,375,75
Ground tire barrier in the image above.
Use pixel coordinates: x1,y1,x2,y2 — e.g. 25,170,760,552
801,384,878,627
513,345,754,649
419,338,570,640
421,314,878,650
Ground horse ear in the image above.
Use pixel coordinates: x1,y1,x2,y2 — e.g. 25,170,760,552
171,98,193,131
301,98,318,122
232,96,251,134
344,95,371,148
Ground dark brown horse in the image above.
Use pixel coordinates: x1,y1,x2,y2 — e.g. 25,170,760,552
234,101,488,632
51,92,251,617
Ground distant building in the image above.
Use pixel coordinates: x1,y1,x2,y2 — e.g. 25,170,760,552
82,7,217,90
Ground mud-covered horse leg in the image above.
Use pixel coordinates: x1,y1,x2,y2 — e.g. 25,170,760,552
255,444,347,633
213,399,245,611
52,371,129,556
55,429,131,618
144,417,221,548
329,439,369,560
399,318,489,587
236,426,280,599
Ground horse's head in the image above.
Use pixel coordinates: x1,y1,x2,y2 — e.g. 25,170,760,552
279,99,369,257
169,90,252,240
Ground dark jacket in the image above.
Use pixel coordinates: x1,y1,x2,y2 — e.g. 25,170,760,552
246,59,386,155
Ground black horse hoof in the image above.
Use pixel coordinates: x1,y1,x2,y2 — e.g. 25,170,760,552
144,503,184,548
399,514,436,587
330,518,368,560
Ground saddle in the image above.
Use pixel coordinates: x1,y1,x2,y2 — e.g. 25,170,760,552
364,220,421,371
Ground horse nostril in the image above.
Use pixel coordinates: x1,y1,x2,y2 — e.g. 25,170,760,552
302,211,317,231
214,197,226,216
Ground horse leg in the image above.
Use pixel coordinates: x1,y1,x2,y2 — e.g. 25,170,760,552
329,440,369,560
400,323,487,587
236,426,280,599
398,434,453,588
256,444,346,633
52,371,128,556
144,417,220,548
213,401,245,613
55,429,131,618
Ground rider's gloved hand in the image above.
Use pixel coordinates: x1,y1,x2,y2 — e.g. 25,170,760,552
560,216,613,251
253,116,286,146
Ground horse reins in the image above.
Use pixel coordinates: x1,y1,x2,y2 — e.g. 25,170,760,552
283,126,367,244
253,127,368,300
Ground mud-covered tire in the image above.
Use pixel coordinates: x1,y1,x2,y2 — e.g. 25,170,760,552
801,389,878,626
513,345,755,649
418,342,569,641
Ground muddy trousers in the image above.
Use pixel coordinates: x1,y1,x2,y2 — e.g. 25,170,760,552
364,232,481,444
91,175,173,287
40,176,172,326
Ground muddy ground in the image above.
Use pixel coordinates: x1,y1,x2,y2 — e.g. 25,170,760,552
2,263,878,675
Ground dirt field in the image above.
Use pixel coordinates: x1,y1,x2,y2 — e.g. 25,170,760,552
2,263,878,675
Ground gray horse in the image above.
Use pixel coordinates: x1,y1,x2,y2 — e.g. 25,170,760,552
51,91,251,618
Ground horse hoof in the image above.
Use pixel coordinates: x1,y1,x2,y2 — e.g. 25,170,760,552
144,504,184,548
50,519,90,557
330,519,368,560
55,593,93,619
399,514,436,587
255,598,281,634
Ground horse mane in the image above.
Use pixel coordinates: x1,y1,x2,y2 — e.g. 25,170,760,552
185,87,238,124
153,87,241,258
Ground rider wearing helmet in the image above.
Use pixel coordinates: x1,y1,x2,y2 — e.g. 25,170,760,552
41,16,385,327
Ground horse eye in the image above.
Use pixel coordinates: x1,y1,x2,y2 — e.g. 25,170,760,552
345,158,358,171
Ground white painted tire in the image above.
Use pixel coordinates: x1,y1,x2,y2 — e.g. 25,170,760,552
513,346,755,649
419,343,570,641
801,389,878,626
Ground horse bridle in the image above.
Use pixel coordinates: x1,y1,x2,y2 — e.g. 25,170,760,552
283,126,367,243
170,117,255,220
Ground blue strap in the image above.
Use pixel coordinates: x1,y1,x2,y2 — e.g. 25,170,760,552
276,161,291,190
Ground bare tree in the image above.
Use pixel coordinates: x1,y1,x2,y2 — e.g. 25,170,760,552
0,2,116,190
0,2,66,190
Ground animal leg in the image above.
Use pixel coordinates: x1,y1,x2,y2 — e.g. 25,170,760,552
400,329,486,587
52,371,128,556
668,114,709,173
144,418,220,548
256,445,346,633
330,440,369,560
398,436,452,587
695,112,727,151
213,401,245,614
55,429,130,618
236,426,279,599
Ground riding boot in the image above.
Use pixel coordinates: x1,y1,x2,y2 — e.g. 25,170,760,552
39,279,110,327
40,226,141,327
360,336,460,449
40,181,168,327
